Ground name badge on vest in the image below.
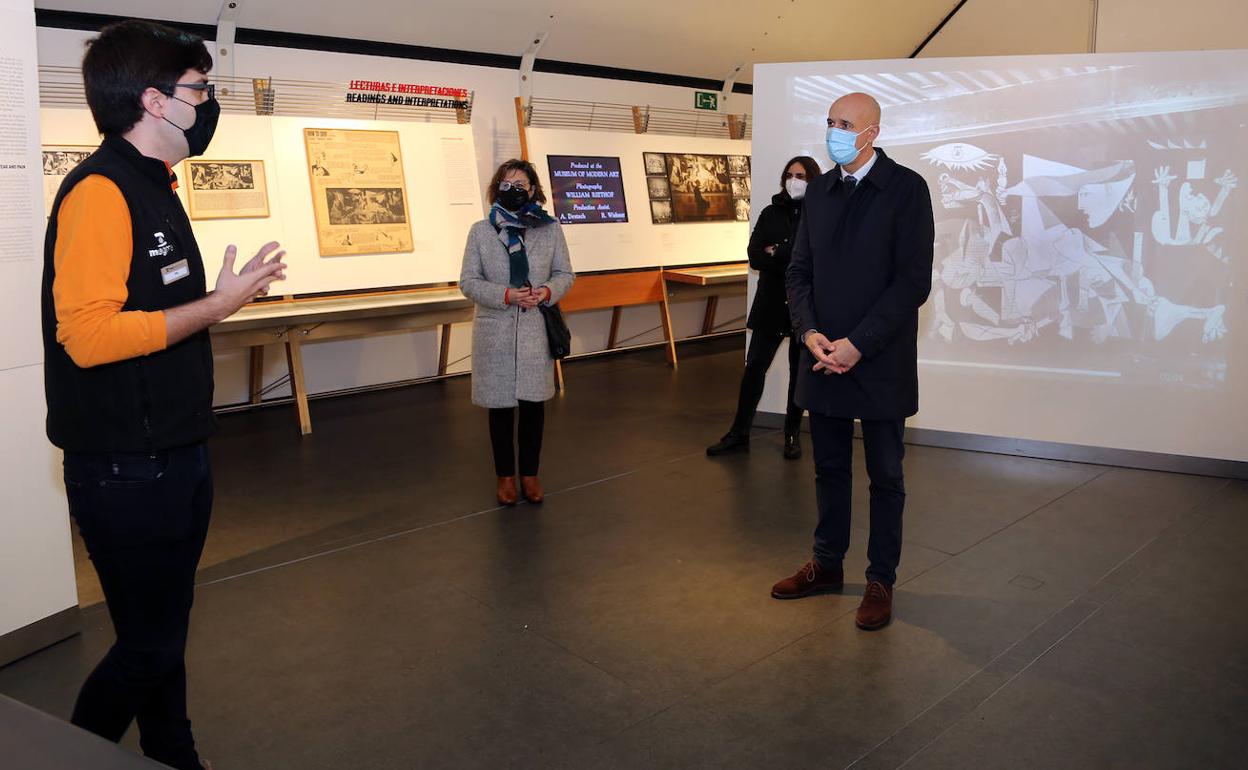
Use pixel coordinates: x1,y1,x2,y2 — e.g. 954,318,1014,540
161,259,191,286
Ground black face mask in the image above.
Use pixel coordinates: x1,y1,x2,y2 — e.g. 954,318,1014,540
497,186,531,212
164,96,220,158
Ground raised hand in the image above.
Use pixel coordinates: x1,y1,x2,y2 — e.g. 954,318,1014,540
215,242,286,312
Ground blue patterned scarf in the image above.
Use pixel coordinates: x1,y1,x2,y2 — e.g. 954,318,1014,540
489,201,555,288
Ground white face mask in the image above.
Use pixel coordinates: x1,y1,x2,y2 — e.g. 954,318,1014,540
786,177,808,200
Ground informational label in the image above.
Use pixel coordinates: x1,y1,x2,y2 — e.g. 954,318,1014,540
0,0,45,371
439,136,479,206
546,155,628,225
695,91,718,111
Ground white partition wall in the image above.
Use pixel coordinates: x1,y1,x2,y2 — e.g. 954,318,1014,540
40,109,485,295
0,0,78,665
753,50,1248,465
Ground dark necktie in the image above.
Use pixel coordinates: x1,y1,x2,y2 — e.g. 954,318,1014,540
842,175,857,197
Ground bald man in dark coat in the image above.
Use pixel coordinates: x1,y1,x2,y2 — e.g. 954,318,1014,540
772,92,935,631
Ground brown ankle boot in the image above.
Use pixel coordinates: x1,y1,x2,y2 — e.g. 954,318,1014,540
771,560,844,599
497,476,518,506
520,476,544,504
855,581,894,630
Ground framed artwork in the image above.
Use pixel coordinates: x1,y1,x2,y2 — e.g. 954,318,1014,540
185,159,271,220
665,153,734,222
304,128,413,257
42,145,94,215
643,152,668,176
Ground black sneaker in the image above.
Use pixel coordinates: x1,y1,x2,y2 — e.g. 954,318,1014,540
783,434,802,460
706,432,750,456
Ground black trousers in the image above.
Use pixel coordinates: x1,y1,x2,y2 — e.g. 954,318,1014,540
809,415,906,587
730,330,804,437
489,400,545,477
63,442,213,770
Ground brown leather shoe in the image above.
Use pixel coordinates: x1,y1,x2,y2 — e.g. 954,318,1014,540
520,475,544,504
771,560,844,599
497,476,518,506
855,581,894,630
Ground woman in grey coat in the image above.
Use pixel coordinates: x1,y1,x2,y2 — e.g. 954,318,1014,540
460,159,575,506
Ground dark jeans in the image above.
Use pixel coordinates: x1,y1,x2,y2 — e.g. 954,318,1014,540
63,442,213,770
809,415,906,586
730,331,804,438
489,400,545,477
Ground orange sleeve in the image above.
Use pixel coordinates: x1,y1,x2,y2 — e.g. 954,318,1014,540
52,175,168,368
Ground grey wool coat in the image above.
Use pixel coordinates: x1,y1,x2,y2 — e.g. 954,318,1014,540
460,218,575,408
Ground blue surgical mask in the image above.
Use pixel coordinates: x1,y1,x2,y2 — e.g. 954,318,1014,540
826,125,872,166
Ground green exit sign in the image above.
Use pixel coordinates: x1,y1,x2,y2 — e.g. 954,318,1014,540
695,91,718,111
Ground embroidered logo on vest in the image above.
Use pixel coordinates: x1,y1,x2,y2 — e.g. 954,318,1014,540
148,231,175,259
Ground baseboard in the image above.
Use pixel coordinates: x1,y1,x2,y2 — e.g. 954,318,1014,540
0,607,81,668
752,413,1246,480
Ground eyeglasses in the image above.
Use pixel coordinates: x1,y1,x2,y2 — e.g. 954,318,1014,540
163,82,216,100
498,180,530,192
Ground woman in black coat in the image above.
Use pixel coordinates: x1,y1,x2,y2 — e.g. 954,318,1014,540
708,155,823,460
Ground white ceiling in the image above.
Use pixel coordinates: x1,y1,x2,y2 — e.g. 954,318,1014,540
35,0,961,84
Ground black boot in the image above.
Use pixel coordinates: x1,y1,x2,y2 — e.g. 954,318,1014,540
783,433,802,460
707,432,750,457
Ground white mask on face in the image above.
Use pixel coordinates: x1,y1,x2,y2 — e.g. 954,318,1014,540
786,178,808,200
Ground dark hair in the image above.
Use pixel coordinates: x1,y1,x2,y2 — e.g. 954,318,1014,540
779,155,823,190
487,159,547,205
82,20,213,136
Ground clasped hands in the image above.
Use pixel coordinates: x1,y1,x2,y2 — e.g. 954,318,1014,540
507,285,551,309
805,332,861,375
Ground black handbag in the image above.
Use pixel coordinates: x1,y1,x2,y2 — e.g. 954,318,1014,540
538,302,571,360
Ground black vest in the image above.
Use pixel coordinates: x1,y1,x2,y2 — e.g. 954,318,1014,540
42,135,215,453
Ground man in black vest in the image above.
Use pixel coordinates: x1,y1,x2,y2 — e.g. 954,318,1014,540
772,92,935,631
41,20,285,770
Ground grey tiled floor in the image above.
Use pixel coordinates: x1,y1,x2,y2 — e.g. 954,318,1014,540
3,338,1244,769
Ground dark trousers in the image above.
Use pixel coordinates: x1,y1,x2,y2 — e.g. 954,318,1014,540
730,331,804,437
63,442,213,770
489,400,545,477
809,415,906,586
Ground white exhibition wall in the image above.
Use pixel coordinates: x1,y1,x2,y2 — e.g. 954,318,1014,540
526,128,751,272
753,50,1248,463
0,0,78,651
40,109,484,294
31,27,752,406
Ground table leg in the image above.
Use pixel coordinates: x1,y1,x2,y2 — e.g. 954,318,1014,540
284,333,312,436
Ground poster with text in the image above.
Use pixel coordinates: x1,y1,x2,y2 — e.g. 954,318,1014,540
304,128,413,257
547,155,628,224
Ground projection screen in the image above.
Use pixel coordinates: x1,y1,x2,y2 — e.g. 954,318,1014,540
752,51,1246,463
